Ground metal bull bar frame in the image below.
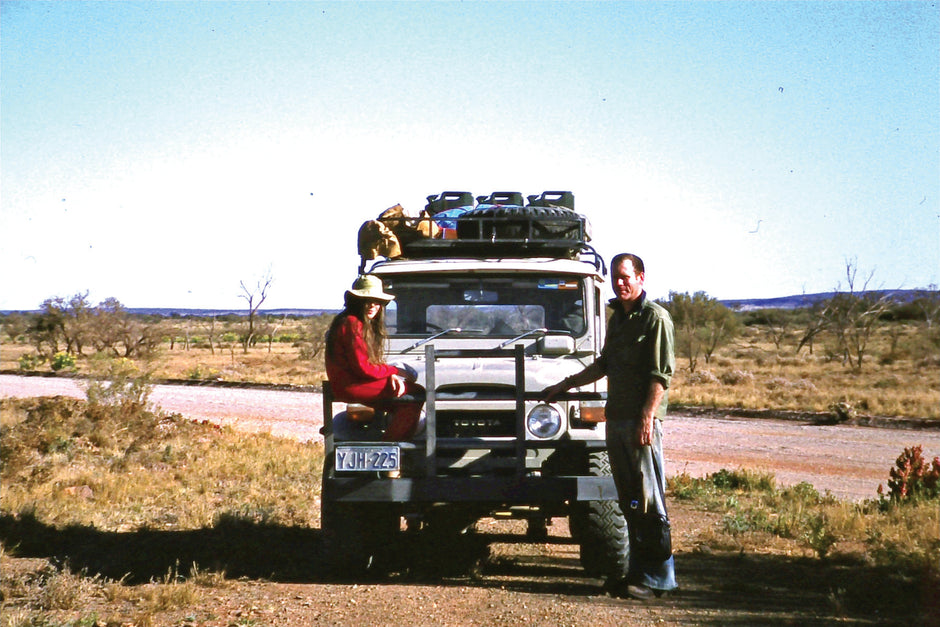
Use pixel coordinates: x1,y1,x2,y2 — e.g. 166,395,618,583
322,344,618,504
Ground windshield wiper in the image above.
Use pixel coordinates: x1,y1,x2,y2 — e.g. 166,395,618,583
402,328,462,353
496,328,547,349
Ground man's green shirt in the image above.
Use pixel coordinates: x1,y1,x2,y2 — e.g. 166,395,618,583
597,292,675,421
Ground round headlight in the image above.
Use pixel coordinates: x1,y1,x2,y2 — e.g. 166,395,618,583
527,404,562,439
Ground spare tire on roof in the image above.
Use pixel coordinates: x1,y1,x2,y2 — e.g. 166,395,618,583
456,204,586,242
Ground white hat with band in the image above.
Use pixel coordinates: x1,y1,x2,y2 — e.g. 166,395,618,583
346,274,395,302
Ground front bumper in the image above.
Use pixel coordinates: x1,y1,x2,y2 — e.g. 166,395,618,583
322,474,619,504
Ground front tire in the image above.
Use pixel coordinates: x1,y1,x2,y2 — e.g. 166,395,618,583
569,451,629,579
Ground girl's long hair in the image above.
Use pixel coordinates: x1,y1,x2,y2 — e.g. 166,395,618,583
325,293,388,365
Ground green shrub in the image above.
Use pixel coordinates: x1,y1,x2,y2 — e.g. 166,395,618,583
18,353,43,371
186,365,219,381
781,481,822,504
50,351,76,372
83,354,153,409
709,468,776,493
667,472,711,500
802,512,837,558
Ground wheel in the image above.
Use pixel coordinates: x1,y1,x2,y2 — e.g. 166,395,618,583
468,205,577,220
320,458,399,578
569,451,629,579
457,205,583,241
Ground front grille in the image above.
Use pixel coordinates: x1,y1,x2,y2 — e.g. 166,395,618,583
436,410,517,438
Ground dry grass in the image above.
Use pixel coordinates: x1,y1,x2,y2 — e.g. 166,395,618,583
151,341,324,386
1,315,329,387
670,325,940,419
0,397,324,532
669,470,939,580
5,313,937,419
1,395,324,625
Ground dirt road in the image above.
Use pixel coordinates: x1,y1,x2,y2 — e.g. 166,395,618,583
4,373,939,625
3,374,938,501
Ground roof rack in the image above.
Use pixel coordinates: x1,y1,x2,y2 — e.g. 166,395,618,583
407,192,588,259
362,191,601,267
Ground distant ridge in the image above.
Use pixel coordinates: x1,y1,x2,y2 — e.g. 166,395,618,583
720,292,833,311
1,290,931,316
721,289,926,311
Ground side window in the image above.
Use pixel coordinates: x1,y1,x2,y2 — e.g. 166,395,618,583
550,293,585,335
385,301,397,334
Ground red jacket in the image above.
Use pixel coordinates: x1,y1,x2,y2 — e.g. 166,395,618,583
325,315,398,403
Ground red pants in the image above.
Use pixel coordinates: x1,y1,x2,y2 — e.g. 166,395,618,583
373,381,425,441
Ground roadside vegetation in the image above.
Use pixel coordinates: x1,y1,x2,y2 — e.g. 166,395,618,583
2,378,937,625
1,378,324,626
3,273,938,419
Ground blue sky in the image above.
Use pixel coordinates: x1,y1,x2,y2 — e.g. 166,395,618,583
2,1,938,310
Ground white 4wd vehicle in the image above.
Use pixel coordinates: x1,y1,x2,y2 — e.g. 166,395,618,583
321,191,628,578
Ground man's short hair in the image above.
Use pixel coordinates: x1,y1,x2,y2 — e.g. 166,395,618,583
611,253,644,276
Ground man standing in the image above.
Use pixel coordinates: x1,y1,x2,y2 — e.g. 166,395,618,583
544,252,677,600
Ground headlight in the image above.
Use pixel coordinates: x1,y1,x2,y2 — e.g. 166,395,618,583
527,404,562,439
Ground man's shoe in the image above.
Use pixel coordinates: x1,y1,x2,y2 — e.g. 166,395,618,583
625,584,656,600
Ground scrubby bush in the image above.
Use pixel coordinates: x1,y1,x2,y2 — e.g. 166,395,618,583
709,468,776,493
663,291,740,372
687,370,720,385
828,400,856,422
83,354,153,409
186,365,220,381
879,445,940,502
720,369,754,386
18,354,43,371
50,351,76,372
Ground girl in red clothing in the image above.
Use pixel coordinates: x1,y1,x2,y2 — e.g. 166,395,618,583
325,274,424,441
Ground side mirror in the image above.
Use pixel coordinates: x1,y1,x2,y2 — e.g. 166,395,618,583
538,335,575,356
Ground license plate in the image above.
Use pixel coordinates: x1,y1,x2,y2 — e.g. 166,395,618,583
335,445,400,472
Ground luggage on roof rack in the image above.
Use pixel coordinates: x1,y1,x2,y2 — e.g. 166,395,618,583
361,191,590,263
402,198,589,259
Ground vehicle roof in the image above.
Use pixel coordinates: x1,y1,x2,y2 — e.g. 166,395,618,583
368,257,606,280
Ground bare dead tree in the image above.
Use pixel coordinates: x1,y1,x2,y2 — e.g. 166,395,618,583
797,305,825,355
912,284,940,331
266,313,288,353
239,270,273,353
205,316,217,355
814,258,892,370
761,309,790,351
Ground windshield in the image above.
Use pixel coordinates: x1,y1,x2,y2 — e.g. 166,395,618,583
383,274,586,337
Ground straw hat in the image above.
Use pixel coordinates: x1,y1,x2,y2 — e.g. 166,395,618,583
346,274,395,302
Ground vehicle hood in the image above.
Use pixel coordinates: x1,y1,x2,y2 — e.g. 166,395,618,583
390,354,590,393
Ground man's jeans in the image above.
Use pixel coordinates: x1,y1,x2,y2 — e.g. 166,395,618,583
606,418,677,591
